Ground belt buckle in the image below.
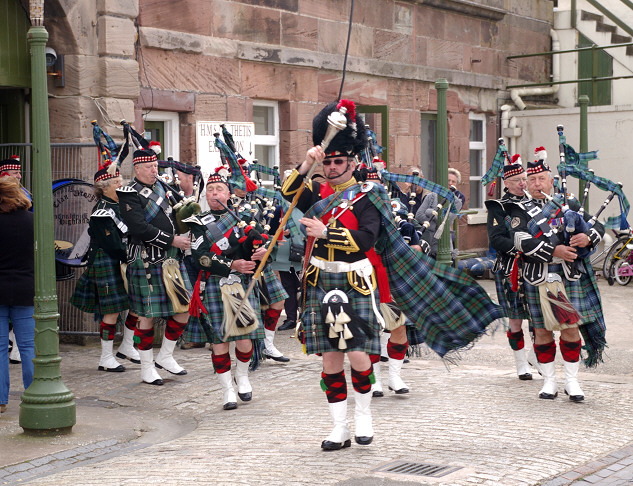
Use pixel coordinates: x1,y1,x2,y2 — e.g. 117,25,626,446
324,261,337,273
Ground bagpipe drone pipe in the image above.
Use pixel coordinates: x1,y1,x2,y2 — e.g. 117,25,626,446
555,125,629,257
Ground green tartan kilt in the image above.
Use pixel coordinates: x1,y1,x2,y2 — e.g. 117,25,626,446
302,267,381,355
261,266,289,305
70,249,129,315
494,270,530,321
126,247,190,318
523,263,604,329
185,273,264,345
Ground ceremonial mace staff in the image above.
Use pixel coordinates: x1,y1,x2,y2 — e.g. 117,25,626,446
227,105,350,330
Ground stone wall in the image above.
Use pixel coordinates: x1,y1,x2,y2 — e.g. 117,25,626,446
43,0,555,252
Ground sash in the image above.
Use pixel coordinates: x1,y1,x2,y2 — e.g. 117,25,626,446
318,182,393,303
132,180,171,223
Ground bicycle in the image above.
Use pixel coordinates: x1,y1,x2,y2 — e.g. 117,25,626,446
601,228,633,285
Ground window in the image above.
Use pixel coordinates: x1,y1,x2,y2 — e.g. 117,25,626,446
253,101,279,174
357,105,389,165
469,113,486,209
143,111,180,161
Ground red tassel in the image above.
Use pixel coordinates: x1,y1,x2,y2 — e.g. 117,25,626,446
487,180,496,197
236,159,258,192
366,249,392,303
188,271,209,317
510,255,520,292
556,291,580,324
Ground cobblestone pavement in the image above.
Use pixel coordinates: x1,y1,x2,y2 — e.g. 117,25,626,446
1,279,632,485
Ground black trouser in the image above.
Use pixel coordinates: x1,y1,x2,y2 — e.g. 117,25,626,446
279,269,301,322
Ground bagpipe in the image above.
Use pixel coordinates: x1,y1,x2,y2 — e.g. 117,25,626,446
115,120,203,234
554,125,629,255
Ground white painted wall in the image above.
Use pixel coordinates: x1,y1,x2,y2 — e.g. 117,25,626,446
509,105,633,227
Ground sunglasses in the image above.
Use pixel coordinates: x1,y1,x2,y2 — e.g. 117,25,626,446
323,158,348,166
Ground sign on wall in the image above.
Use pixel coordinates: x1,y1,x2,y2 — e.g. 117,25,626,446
196,121,255,181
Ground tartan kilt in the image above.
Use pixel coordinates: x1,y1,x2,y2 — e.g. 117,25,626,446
126,247,190,318
494,270,530,321
523,263,604,330
301,267,381,356
261,266,289,305
70,249,129,315
186,272,264,345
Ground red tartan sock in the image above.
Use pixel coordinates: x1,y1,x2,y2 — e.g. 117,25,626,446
321,371,347,403
351,367,373,394
235,344,254,363
164,318,187,341
263,307,283,331
534,340,556,364
134,328,154,351
212,352,231,374
387,340,408,360
124,313,139,331
100,321,116,341
369,354,381,365
560,338,582,363
507,330,525,351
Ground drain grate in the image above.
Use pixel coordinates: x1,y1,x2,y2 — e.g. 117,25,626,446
374,460,462,478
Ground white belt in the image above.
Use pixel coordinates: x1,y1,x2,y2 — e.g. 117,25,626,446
309,256,371,274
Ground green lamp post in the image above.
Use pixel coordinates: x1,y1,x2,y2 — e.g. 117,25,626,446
578,94,590,212
435,78,452,266
19,6,75,434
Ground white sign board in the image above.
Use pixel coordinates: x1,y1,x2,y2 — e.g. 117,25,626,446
196,121,255,182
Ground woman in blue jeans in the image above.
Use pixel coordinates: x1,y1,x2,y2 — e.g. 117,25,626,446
0,176,35,414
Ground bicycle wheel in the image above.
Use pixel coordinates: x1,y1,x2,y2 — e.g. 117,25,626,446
613,259,632,286
602,236,632,279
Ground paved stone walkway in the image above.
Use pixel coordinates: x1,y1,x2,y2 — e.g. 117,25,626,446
1,279,632,485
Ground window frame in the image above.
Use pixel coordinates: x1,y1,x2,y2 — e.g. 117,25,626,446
252,100,280,169
143,110,180,161
468,113,487,210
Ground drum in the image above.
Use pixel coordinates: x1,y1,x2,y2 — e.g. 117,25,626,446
52,179,96,279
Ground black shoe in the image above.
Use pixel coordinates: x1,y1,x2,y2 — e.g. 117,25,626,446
155,363,188,375
565,390,584,402
9,359,21,364
403,358,410,364
98,364,126,372
355,436,373,445
321,439,351,450
116,352,141,364
389,386,409,394
380,356,388,362
262,350,290,362
518,373,533,381
372,390,384,398
539,391,558,400
144,378,163,386
223,402,237,410
277,320,296,331
237,391,252,401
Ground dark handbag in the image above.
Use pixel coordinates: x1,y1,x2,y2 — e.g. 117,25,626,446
289,240,305,263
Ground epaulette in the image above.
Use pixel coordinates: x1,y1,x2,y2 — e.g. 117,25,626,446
116,185,137,193
91,208,114,218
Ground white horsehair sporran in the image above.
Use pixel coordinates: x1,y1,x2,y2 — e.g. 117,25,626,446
537,272,581,331
162,257,191,314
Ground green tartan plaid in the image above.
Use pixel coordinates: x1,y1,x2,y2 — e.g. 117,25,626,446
185,273,264,345
70,249,129,315
262,266,288,305
126,247,190,318
523,261,606,366
493,270,530,321
301,268,381,355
